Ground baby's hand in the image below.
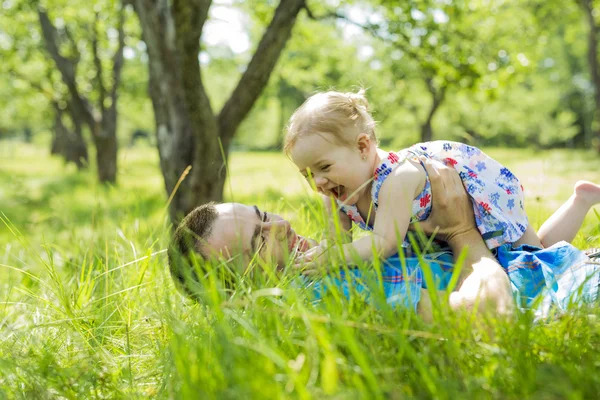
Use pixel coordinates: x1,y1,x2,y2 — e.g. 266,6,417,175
293,240,333,275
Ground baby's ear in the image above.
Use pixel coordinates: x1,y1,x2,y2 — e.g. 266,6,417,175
355,132,372,154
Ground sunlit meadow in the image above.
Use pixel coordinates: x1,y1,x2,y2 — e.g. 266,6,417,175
1,141,600,398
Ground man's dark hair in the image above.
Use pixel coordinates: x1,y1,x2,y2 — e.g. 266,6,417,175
167,202,219,300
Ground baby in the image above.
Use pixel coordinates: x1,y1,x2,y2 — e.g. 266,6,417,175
284,90,600,269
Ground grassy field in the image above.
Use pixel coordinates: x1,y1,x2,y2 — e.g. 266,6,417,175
1,141,600,399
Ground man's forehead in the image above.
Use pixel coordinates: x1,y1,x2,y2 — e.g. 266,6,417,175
207,203,258,256
216,203,256,223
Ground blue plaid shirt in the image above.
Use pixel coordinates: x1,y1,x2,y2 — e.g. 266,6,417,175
309,241,599,318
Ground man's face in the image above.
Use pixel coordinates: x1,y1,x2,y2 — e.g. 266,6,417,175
205,203,311,270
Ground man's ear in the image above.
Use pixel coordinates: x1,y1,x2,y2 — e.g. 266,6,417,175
356,133,372,157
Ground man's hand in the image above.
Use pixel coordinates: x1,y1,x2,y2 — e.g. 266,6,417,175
449,264,515,317
412,156,515,317
410,156,479,246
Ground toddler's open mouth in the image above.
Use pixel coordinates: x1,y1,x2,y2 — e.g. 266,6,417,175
331,185,348,201
319,185,351,202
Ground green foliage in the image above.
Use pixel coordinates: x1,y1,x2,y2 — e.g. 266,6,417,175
0,0,147,143
2,0,599,148
1,144,600,397
0,0,53,135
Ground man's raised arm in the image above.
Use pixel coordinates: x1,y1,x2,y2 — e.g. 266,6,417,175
414,157,514,316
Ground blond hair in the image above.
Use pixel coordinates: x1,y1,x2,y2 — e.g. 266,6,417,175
283,89,377,154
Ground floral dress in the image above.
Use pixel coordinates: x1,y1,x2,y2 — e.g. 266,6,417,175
337,141,528,249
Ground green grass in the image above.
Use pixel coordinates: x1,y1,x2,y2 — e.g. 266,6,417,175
1,141,600,398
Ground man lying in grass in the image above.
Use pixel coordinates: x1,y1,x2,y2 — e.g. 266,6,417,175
168,160,599,320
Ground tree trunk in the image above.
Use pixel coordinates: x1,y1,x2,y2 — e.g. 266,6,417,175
581,0,600,152
51,106,68,156
51,102,88,169
23,127,33,143
65,132,89,170
38,6,124,183
91,6,125,184
420,79,446,142
134,0,305,222
65,110,89,169
273,77,306,148
420,120,434,143
94,129,117,182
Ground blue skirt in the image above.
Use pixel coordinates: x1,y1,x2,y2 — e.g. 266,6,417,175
495,241,599,317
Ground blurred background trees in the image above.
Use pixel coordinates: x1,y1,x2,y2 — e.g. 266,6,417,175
2,0,600,220
1,0,130,181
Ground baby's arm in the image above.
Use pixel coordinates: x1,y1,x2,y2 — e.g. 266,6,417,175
341,161,425,262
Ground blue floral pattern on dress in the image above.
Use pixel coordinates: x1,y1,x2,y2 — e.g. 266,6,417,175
337,141,529,249
507,198,515,210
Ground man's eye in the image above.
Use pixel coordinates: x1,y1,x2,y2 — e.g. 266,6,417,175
320,165,330,171
259,235,267,251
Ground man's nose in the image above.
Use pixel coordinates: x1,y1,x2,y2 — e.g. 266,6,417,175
264,219,291,240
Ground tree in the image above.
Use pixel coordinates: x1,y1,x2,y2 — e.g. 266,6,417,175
530,0,599,149
132,0,306,222
0,1,88,165
370,0,527,142
37,1,126,182
14,67,90,168
234,9,376,150
51,100,90,167
578,0,600,152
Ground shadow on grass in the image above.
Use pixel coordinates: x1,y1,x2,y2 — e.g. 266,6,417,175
0,168,166,240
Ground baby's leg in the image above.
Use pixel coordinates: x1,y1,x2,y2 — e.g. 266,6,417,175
513,225,543,248
537,181,600,247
